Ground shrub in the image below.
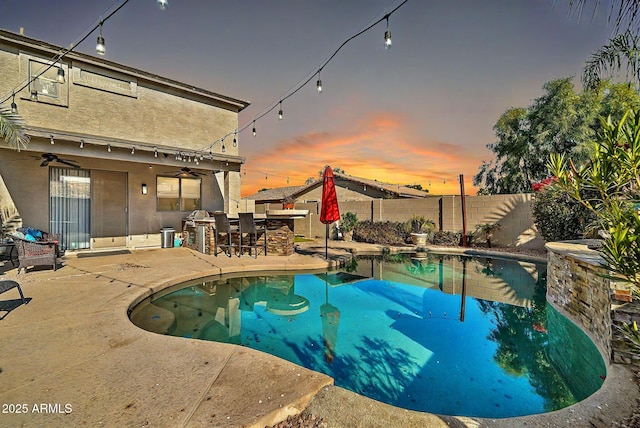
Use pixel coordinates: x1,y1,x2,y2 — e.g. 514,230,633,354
531,185,596,242
353,220,409,245
404,215,436,234
340,212,358,233
432,230,462,246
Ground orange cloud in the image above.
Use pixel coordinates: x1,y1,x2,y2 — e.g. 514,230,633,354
241,112,482,197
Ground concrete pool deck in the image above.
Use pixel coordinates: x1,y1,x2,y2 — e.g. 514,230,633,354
0,242,637,427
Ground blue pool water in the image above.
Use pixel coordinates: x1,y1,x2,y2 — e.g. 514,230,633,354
130,253,606,418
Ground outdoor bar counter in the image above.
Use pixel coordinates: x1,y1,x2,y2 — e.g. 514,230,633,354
181,210,308,256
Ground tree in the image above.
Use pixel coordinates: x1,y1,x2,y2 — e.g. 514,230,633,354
474,79,640,194
0,104,29,150
318,166,345,178
405,183,426,192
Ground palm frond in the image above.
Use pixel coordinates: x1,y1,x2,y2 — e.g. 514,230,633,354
583,30,640,89
0,104,29,150
569,0,640,33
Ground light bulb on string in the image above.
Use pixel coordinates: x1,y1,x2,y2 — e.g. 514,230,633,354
107,144,111,153
316,70,322,93
252,121,256,137
50,135,54,145
56,65,65,83
10,92,17,114
233,131,237,147
80,139,84,149
221,139,226,153
96,21,106,55
154,147,158,158
131,146,135,155
157,0,168,11
278,101,283,120
30,90,38,101
384,16,392,49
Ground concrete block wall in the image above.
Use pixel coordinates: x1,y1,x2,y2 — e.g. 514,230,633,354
287,193,544,249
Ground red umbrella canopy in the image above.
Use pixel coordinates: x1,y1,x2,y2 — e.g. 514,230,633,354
320,166,340,224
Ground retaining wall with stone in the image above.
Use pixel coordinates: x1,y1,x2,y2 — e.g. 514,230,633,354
546,242,612,361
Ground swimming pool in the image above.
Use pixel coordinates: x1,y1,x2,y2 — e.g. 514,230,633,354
130,253,606,418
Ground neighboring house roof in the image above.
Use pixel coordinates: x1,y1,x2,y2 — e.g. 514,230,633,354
332,172,430,198
0,29,251,112
244,186,306,202
244,172,429,203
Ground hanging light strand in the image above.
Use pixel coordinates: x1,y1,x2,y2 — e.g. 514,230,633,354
197,0,409,156
0,0,164,105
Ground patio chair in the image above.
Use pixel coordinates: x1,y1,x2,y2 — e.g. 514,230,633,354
0,280,26,304
238,213,267,258
13,233,60,273
213,213,239,257
0,280,28,320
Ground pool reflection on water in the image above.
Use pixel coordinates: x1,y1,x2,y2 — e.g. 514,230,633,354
130,253,606,418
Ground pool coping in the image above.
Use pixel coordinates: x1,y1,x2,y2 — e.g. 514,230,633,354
0,243,636,427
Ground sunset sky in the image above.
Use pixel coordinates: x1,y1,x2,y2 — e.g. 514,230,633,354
0,1,616,196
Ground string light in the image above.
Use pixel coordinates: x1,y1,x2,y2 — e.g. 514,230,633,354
30,90,38,101
1,0,137,106
10,92,17,114
131,146,135,154
107,144,111,152
233,131,237,147
96,21,106,56
316,70,322,93
384,16,392,49
157,0,168,11
50,135,54,145
154,146,158,157
56,65,65,83
194,0,409,157
80,139,84,149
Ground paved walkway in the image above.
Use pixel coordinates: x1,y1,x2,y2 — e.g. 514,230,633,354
0,243,637,427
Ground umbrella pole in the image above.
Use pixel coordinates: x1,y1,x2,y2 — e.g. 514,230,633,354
325,224,329,259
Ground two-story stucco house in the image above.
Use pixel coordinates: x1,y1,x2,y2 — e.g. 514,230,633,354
0,29,249,251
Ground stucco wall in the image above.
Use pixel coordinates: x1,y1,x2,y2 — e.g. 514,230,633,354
0,148,230,247
0,46,241,155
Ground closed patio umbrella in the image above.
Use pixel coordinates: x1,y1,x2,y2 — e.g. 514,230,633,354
320,279,340,364
320,166,340,259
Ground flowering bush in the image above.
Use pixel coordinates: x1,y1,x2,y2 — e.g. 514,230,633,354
531,176,556,192
531,184,596,242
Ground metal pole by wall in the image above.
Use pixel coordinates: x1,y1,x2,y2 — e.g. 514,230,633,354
460,174,467,247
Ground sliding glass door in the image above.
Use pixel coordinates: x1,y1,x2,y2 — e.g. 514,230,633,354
49,168,91,250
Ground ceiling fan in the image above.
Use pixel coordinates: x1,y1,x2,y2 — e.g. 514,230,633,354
34,153,81,168
167,167,205,177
